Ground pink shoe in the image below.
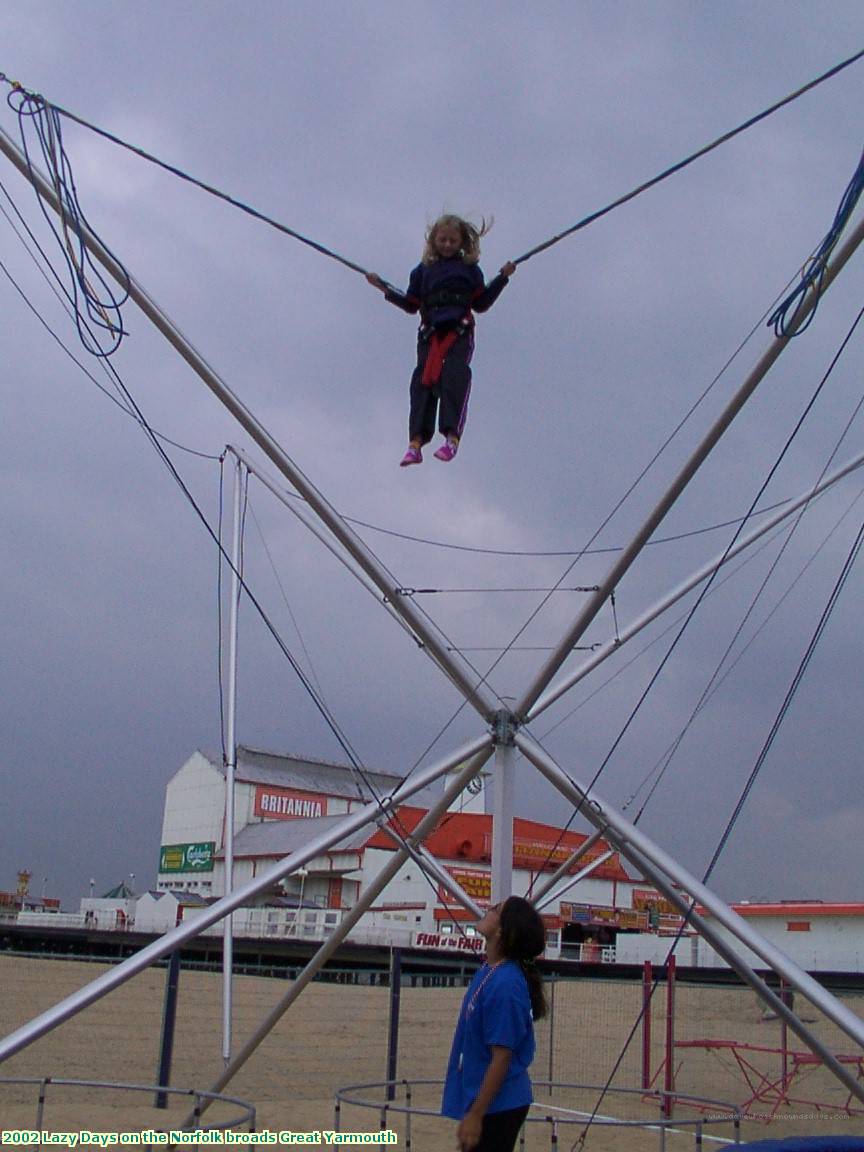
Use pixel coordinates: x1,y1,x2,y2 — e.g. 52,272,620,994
400,445,423,467
433,438,458,462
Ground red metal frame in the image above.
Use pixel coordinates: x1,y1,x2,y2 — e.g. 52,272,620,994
656,1038,864,1121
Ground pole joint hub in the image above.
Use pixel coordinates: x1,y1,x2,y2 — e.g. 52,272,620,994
492,708,518,746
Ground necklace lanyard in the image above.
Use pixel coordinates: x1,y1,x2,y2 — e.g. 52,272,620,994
458,962,503,1072
464,961,502,1018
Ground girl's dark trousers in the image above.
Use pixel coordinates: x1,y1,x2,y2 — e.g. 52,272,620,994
470,1104,530,1152
408,323,474,445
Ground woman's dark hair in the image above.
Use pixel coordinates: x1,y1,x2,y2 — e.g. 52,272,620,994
498,896,548,1020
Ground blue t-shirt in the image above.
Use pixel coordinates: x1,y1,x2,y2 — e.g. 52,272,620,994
441,960,535,1119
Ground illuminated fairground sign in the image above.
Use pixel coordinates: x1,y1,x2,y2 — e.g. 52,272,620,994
254,785,328,820
560,901,648,931
440,867,492,905
481,833,613,871
632,888,686,929
413,931,485,953
159,841,215,873
633,888,682,917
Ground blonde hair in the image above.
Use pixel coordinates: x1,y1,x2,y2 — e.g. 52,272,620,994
422,214,493,266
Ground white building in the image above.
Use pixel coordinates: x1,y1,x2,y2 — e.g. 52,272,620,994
616,901,864,973
133,889,212,934
151,746,642,954
79,880,137,931
35,746,858,971
56,747,864,972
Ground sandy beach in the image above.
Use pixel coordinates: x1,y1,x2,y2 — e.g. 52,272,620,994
1,955,863,1150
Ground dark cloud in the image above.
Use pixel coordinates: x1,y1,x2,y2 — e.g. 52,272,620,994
2,2,864,909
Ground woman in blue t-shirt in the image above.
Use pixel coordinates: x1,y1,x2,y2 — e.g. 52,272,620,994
442,896,547,1152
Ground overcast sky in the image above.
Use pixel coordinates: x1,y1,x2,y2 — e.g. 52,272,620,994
1,2,864,912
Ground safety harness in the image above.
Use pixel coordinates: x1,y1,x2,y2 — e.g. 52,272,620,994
419,287,481,388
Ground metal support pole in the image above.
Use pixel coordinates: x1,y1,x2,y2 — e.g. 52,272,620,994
0,731,492,1065
188,746,492,1120
515,731,864,1051
0,124,498,723
663,955,676,1119
534,850,614,913
641,961,652,1091
527,447,864,721
530,827,607,904
515,732,864,1104
515,214,864,720
547,978,556,1097
226,445,421,647
621,837,864,1108
379,829,484,919
491,710,516,902
154,949,181,1109
222,454,243,1064
780,977,791,1099
386,948,402,1102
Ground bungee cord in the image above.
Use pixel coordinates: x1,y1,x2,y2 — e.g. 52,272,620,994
395,584,599,596
261,484,805,557
512,47,864,267
0,61,850,560
3,47,861,297
0,74,389,288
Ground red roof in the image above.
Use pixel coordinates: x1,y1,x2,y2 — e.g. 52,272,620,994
365,808,632,881
723,902,864,918
693,901,864,919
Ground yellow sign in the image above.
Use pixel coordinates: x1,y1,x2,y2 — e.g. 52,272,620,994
443,867,492,903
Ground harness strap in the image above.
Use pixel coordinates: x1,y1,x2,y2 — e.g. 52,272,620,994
422,327,459,388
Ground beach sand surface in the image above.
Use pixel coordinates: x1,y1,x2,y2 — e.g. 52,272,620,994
1,956,863,1150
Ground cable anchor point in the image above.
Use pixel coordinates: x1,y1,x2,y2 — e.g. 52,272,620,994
491,708,518,746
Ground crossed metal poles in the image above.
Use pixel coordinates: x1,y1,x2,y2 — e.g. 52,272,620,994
1,122,864,1109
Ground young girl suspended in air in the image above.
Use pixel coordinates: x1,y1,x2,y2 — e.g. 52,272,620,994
367,215,515,466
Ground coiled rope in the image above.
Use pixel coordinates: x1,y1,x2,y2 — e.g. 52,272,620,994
3,80,130,356
768,147,864,338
